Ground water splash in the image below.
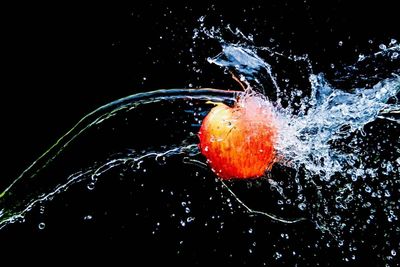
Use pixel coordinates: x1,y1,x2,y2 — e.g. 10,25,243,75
197,25,400,263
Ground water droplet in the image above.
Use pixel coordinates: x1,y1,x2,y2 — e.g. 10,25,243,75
338,41,343,46
274,251,282,259
298,203,306,210
379,44,387,50
84,215,93,220
39,205,45,214
87,182,96,191
333,215,341,221
391,249,397,256
38,222,46,230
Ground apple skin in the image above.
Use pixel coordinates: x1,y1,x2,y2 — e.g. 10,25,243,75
198,96,277,180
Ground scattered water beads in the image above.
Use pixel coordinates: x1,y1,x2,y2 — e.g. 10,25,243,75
0,21,399,264
197,25,400,263
277,73,399,230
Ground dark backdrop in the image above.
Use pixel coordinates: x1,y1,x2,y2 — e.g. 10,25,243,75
1,1,398,265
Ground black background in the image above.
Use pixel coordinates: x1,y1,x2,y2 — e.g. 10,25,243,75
1,1,399,265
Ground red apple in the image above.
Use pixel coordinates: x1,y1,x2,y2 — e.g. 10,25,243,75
198,95,277,179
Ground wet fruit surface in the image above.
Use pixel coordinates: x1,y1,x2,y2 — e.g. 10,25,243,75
199,96,277,179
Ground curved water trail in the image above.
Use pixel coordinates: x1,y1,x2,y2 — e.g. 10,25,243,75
1,88,237,195
0,89,238,227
